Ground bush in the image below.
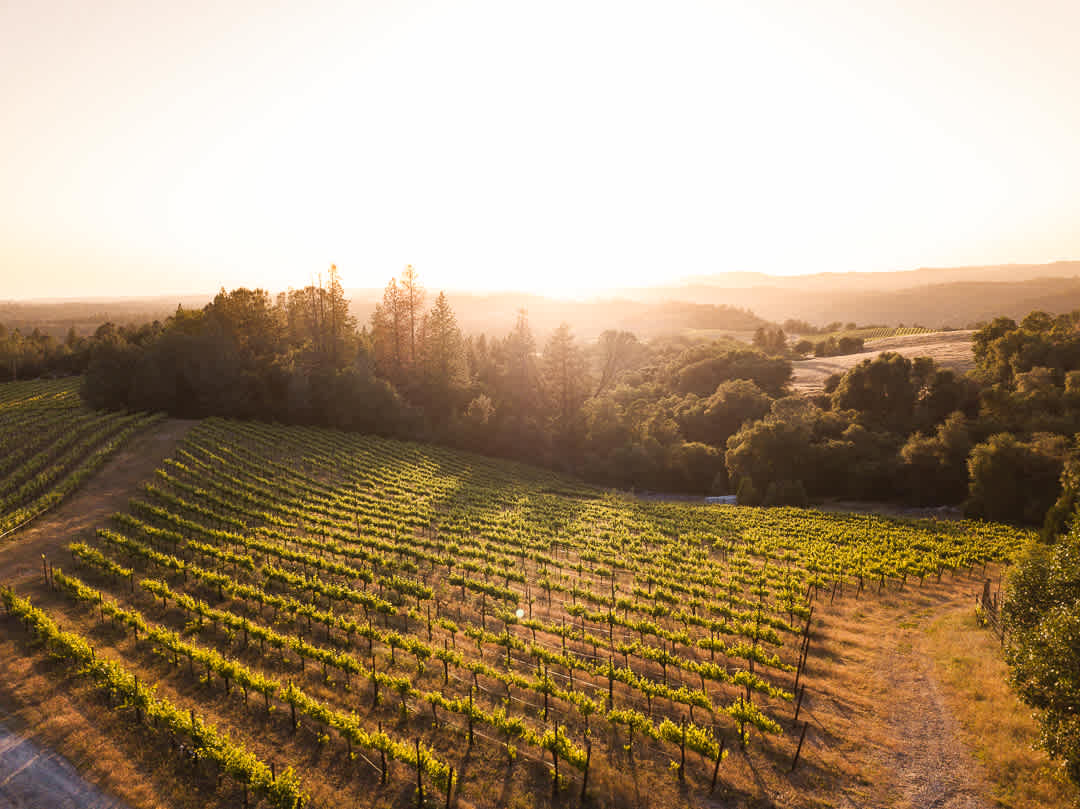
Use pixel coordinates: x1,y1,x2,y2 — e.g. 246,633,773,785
965,433,1068,524
764,479,808,507
735,477,761,506
1003,526,1080,787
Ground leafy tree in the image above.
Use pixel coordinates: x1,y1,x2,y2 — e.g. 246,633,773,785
965,433,1069,523
752,326,787,355
1042,441,1080,541
831,352,915,433
899,412,971,505
678,379,772,448
764,479,808,507
592,330,639,396
668,441,726,494
1002,524,1080,787
725,419,812,498
674,349,791,397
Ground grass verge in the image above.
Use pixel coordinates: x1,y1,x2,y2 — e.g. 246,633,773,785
923,602,1079,809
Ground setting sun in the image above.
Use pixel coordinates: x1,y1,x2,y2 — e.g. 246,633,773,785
3,0,1079,298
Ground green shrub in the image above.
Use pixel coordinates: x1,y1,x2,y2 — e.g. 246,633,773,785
1002,524,1080,787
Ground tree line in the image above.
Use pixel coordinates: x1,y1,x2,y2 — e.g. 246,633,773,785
20,269,1080,792
5,267,1078,530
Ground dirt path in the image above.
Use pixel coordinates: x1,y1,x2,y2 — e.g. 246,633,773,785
879,619,989,809
811,584,996,809
0,419,194,586
0,419,193,809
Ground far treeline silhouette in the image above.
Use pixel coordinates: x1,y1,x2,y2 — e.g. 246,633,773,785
16,265,1080,530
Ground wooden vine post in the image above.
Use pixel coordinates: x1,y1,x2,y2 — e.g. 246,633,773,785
794,685,806,722
467,687,474,746
551,723,560,791
710,736,726,794
791,721,809,771
678,718,686,780
415,738,424,808
580,736,592,802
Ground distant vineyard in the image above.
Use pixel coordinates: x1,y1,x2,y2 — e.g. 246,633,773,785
0,378,161,536
861,326,941,341
0,407,1030,808
812,326,940,343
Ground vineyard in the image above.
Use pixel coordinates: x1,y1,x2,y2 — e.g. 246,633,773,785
0,378,163,537
0,408,1031,808
809,326,941,343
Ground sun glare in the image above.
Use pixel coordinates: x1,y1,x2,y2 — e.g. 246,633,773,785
2,0,1079,298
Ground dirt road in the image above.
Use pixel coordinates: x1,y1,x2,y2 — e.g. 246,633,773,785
0,419,193,585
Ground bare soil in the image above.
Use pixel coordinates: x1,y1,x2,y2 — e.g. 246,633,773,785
0,419,195,587
792,330,975,393
0,419,193,809
808,577,997,809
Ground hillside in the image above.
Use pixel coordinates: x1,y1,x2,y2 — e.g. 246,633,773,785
2,389,1073,809
791,330,976,393
624,274,1080,329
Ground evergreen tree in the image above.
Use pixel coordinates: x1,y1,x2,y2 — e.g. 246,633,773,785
419,291,467,419
542,323,589,435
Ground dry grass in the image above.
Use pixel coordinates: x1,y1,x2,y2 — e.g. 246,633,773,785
922,601,1080,809
0,630,210,809
4,568,1075,809
791,330,975,393
0,427,1070,809
3,570,820,809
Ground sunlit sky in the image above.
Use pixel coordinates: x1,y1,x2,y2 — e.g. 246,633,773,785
3,0,1079,299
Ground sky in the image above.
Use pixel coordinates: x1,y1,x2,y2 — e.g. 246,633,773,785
2,0,1080,299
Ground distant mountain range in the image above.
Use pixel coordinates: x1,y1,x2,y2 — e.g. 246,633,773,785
666,260,1080,293
350,261,1080,336
606,261,1080,328
7,261,1080,340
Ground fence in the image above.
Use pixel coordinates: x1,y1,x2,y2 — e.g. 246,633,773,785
975,578,1004,642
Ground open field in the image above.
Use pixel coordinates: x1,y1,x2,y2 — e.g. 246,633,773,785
2,386,1075,809
791,330,976,394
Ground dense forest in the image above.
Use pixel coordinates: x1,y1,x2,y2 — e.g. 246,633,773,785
7,266,1080,530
